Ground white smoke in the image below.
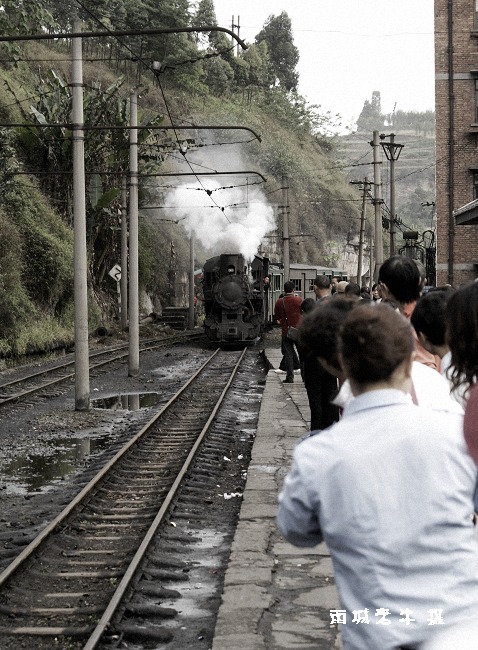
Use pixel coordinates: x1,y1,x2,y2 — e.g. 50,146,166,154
158,143,276,261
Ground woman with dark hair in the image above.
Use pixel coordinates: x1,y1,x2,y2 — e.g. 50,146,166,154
278,303,478,650
447,282,478,464
446,282,478,400
371,282,381,302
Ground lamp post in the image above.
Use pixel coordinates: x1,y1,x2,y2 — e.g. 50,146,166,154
380,133,404,256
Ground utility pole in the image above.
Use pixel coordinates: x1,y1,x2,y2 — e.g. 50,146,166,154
350,178,372,285
128,92,139,377
120,177,128,330
231,16,240,56
71,19,89,411
380,133,404,256
370,131,384,281
282,176,290,283
189,234,195,329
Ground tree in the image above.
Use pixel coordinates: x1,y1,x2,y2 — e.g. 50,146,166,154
255,12,299,91
6,70,166,286
356,91,383,132
194,0,217,45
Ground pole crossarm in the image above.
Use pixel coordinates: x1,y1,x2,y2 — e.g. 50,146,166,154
0,124,262,142
142,171,267,182
0,26,247,50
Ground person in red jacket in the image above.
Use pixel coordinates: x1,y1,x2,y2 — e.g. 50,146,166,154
274,281,302,383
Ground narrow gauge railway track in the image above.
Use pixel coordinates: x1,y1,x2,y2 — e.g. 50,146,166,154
0,331,203,409
0,347,246,649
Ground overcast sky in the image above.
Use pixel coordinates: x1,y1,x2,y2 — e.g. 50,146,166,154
213,1,435,133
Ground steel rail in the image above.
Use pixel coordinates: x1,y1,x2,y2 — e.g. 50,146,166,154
0,347,220,589
0,331,202,405
83,346,247,649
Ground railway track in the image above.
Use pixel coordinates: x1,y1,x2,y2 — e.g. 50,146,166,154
0,331,203,410
0,347,248,649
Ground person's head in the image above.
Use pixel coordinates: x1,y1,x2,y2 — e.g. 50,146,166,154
298,297,357,378
371,283,381,301
339,302,415,395
336,280,349,294
378,255,421,306
300,297,316,314
410,288,454,356
284,280,295,294
344,282,361,299
445,281,478,395
360,286,371,301
414,259,427,291
331,277,339,294
313,275,331,299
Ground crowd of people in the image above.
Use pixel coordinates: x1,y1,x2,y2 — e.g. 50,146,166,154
272,256,478,650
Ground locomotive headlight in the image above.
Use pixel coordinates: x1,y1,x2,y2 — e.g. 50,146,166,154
214,276,247,309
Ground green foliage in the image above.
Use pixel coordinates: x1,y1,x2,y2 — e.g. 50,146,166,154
2,179,74,313
391,110,435,136
0,0,367,356
356,92,435,136
255,12,299,91
0,210,35,338
0,0,59,61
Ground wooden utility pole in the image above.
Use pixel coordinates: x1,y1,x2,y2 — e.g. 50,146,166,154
282,176,290,283
120,177,128,330
351,178,372,285
371,131,384,281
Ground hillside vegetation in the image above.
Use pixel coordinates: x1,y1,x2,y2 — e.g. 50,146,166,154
0,1,435,357
340,91,436,243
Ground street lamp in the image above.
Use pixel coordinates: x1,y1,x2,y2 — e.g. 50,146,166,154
380,133,404,256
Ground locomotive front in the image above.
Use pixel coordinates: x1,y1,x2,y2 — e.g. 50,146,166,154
202,253,265,344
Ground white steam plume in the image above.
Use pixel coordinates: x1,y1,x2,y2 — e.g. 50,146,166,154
163,179,275,261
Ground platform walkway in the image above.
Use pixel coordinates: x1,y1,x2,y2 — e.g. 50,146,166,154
211,343,343,649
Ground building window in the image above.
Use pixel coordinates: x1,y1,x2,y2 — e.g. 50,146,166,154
475,78,478,123
473,171,478,200
292,279,302,293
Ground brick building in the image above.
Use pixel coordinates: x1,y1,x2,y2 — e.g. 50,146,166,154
435,0,478,286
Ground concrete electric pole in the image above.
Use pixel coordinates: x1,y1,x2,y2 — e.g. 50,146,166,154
371,131,384,281
380,133,404,256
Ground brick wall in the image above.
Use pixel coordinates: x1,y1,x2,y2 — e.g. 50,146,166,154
435,0,478,285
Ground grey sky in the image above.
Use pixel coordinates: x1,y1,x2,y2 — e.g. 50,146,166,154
213,1,435,133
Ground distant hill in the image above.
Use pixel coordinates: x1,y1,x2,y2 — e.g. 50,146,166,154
336,124,436,256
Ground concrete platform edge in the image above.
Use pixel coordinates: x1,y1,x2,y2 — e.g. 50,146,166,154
211,346,342,650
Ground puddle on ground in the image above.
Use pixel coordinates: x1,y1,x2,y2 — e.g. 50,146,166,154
91,392,161,411
1,433,112,495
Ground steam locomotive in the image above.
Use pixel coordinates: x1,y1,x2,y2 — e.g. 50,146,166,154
201,253,349,344
202,253,268,344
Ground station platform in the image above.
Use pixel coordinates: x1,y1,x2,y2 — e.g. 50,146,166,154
211,339,342,649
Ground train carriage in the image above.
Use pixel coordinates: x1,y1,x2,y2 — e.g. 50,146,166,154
265,263,349,326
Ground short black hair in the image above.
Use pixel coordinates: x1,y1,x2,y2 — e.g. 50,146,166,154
378,255,421,303
314,275,331,290
344,282,361,296
411,289,453,345
299,297,357,369
284,281,295,293
301,297,316,314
